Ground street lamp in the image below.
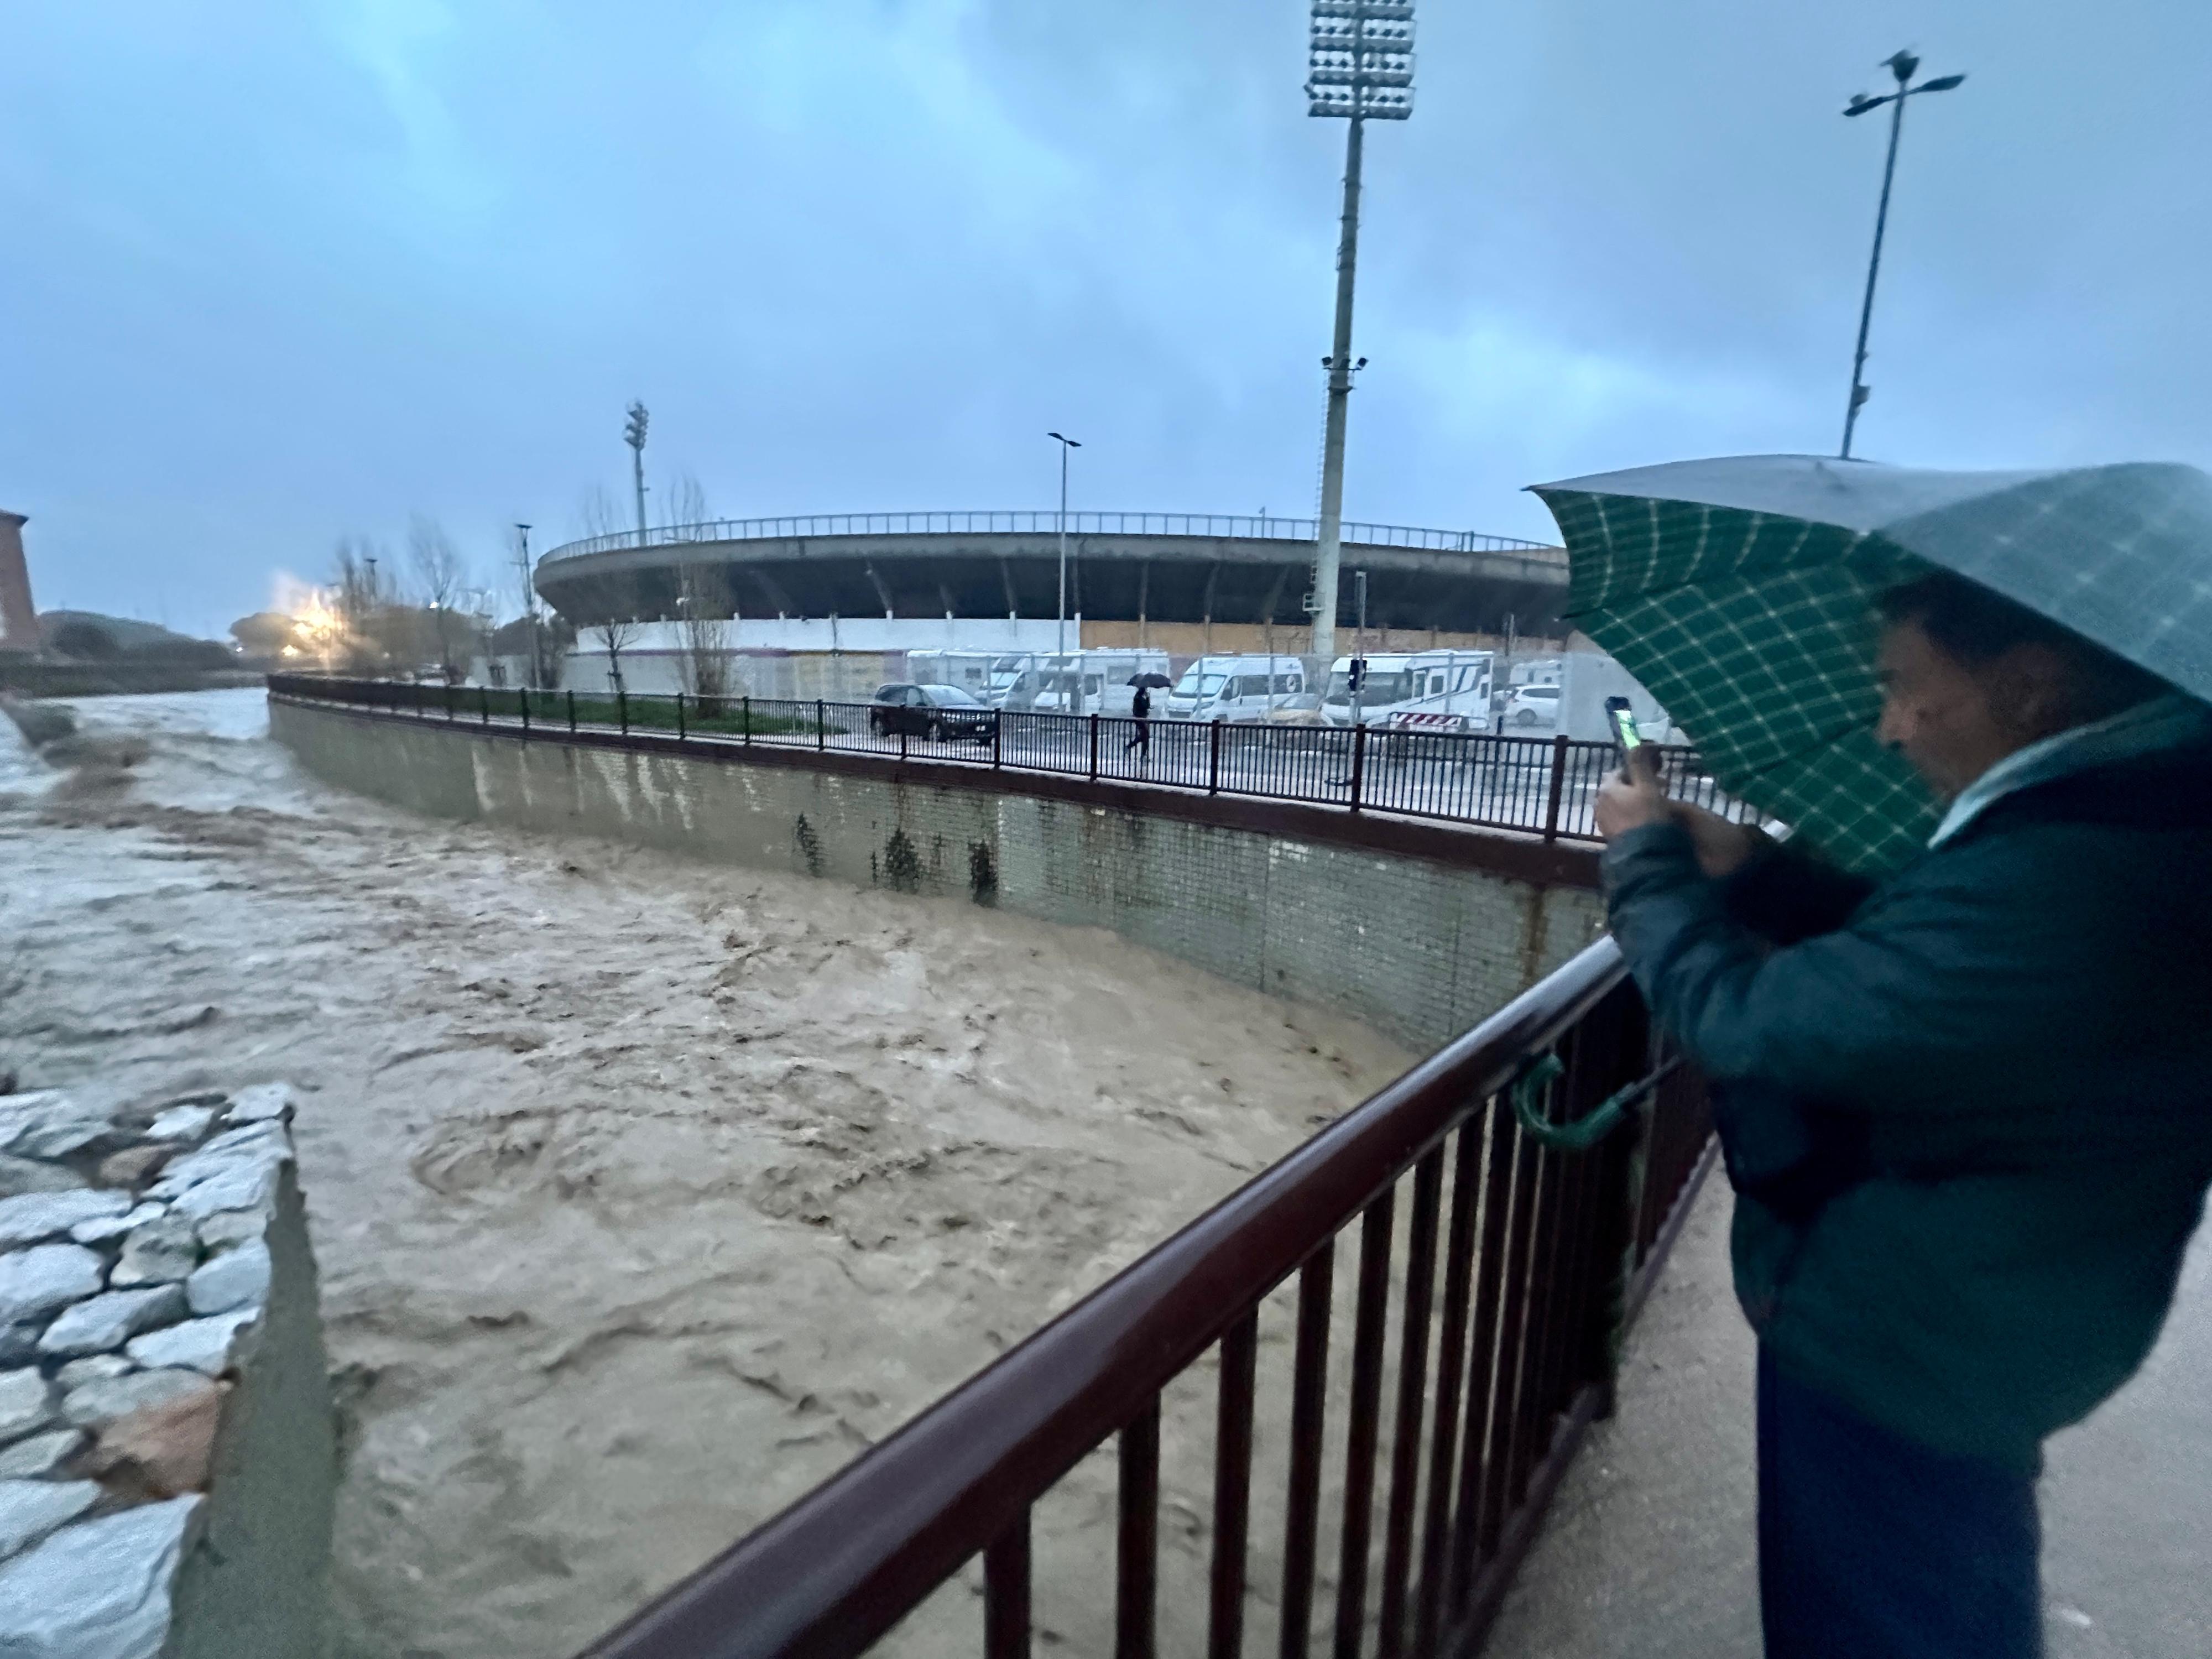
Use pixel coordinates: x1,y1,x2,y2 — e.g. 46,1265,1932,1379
514,524,541,688
1839,51,1965,460
1303,0,1413,665
624,402,650,546
1048,431,1082,658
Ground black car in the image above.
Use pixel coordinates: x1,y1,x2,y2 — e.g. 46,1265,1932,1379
869,682,997,742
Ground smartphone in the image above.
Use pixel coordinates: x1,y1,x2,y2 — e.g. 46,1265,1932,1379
1604,695,1643,761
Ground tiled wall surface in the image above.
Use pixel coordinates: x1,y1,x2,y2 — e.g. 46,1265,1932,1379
274,701,1605,1051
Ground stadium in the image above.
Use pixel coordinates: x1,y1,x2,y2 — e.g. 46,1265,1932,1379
532,509,1571,666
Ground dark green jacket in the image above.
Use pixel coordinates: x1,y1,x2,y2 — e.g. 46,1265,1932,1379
1602,745,2212,1472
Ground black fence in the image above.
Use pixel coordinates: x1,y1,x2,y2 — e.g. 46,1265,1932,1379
268,676,1759,845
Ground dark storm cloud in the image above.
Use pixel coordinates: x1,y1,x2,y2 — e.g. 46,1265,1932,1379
1,1,2205,638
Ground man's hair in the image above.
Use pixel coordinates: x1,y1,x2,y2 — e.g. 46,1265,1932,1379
1876,570,2167,726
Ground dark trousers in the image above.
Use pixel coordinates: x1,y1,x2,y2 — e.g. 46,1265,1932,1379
1124,719,1148,757
1758,1347,2041,1658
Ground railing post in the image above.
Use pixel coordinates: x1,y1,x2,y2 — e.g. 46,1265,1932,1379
519,688,530,735
675,692,686,742
1089,712,1099,781
1349,723,1366,812
618,687,629,735
479,685,490,727
985,1514,1032,1659
743,696,752,746
566,690,577,733
1542,734,1570,842
992,711,1002,770
445,685,455,724
816,700,826,750
1208,719,1222,795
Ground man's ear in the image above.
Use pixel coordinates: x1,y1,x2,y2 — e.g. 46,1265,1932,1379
1981,643,2078,744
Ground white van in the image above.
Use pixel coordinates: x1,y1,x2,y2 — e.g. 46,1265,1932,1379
1164,655,1310,723
1002,649,1170,715
1321,651,1495,731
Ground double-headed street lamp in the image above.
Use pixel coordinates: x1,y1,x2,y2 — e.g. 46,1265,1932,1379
1839,51,1965,460
624,402,650,545
1048,431,1081,658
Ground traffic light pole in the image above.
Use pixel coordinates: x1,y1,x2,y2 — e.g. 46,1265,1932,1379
1310,113,1364,667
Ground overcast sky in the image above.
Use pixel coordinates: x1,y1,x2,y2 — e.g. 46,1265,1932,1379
4,1,2206,639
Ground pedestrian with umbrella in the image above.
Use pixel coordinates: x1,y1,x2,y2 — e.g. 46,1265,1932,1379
1536,455,2212,1658
1125,670,1168,764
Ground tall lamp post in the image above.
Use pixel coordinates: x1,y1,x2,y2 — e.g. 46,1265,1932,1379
1839,51,1965,459
1304,0,1413,665
1048,431,1081,658
624,402,650,545
514,524,541,688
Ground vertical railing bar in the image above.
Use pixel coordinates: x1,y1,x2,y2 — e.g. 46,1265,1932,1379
1210,1310,1260,1659
1475,1110,1540,1564
1117,1395,1161,1659
1375,1148,1444,1659
1412,1119,1484,1655
985,1512,1033,1659
1499,1133,1559,1523
1279,1245,1336,1659
1330,1192,1397,1659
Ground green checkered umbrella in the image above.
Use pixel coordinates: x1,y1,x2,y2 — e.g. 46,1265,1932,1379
1530,455,2212,875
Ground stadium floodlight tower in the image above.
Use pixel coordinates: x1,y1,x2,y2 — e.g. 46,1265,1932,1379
1303,0,1413,666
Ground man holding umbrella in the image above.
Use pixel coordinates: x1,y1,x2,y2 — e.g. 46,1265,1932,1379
1540,456,2212,1657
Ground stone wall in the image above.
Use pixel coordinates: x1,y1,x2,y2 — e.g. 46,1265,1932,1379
0,1082,333,1658
272,698,1607,1051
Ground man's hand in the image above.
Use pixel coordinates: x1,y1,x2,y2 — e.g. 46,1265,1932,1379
1596,750,1759,879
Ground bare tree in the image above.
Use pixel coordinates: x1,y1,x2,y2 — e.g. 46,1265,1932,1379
575,486,626,542
676,562,735,711
330,538,389,672
593,615,639,693
667,471,711,539
408,515,467,679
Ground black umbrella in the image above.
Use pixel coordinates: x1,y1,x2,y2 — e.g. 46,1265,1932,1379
1127,672,1171,688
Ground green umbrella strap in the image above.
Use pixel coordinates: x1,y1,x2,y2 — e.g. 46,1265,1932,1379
1510,1053,1686,1154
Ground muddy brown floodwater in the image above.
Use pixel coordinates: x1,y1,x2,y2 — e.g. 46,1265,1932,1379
0,692,1410,1658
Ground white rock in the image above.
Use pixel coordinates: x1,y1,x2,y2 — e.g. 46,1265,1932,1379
193,1210,264,1253
38,1285,187,1358
0,1369,56,1446
223,1081,296,1124
150,1141,285,1220
197,1120,286,1159
0,1093,66,1143
0,1429,84,1479
0,1094,117,1162
185,1240,269,1316
126,1309,257,1378
0,1245,105,1327
0,1479,98,1562
145,1104,216,1143
0,1191,132,1249
110,1215,199,1288
0,1495,201,1659
54,1354,134,1390
69,1202,166,1246
61,1368,211,1431
0,1156,86,1199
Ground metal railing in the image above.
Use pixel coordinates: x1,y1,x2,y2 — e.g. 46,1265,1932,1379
572,938,1711,1659
538,512,1563,570
266,676,1755,847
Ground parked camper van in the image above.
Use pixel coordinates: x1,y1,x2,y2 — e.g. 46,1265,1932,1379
1163,655,1310,723
902,650,1003,701
1000,650,1171,714
1321,651,1495,731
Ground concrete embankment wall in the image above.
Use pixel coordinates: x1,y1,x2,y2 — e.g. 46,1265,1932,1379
272,698,1606,1051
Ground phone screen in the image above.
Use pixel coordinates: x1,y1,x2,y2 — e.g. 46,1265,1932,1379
1605,696,1642,754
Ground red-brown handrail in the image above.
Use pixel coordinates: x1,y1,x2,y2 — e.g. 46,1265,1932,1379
576,938,1640,1659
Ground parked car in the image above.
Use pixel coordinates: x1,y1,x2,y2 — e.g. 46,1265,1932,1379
1501,684,1562,728
869,682,997,741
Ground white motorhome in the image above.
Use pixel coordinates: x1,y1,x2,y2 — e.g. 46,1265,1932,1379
1001,649,1171,714
1163,655,1310,723
1320,651,1495,731
902,650,1003,700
